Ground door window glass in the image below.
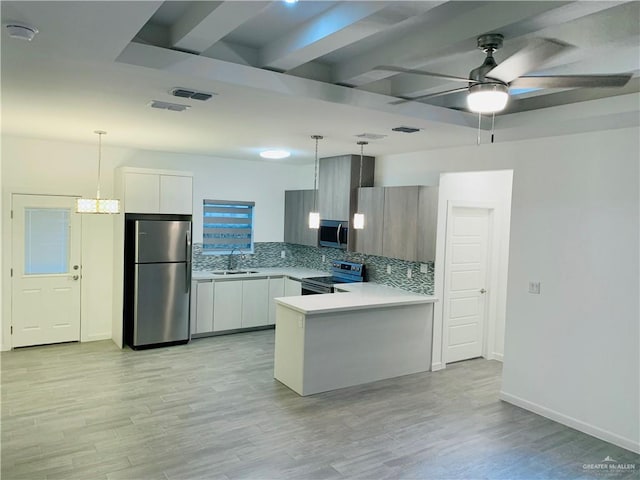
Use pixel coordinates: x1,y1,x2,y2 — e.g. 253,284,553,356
24,208,70,274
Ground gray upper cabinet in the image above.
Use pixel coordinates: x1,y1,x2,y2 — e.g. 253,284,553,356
353,185,439,262
354,187,384,256
318,154,375,223
382,186,420,261
284,190,318,246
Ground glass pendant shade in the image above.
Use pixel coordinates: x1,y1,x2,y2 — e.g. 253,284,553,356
77,130,121,214
353,213,365,230
467,83,508,113
308,211,320,229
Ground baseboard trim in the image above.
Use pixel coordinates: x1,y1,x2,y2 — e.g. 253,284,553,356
500,391,640,454
489,352,504,362
431,362,445,371
83,333,112,342
1,343,11,352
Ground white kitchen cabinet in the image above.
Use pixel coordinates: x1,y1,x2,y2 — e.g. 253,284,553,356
195,281,214,333
284,278,301,296
268,277,285,325
118,167,193,214
242,278,269,328
213,280,243,331
160,175,193,215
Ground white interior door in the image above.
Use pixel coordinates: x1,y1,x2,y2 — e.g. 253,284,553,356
11,194,81,347
444,206,490,363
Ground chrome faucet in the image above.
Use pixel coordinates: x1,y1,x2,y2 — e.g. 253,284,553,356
227,248,243,271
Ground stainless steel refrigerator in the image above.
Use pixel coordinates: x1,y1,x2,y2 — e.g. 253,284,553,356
124,214,192,349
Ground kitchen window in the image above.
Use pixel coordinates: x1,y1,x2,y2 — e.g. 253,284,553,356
203,199,254,255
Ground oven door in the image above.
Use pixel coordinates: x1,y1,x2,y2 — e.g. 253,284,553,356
301,282,333,295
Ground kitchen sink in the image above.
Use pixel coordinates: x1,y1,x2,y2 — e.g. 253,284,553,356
211,270,259,275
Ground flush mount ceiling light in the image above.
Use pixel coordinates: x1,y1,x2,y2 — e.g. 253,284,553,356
308,135,323,229
467,83,509,113
353,141,368,230
5,23,38,41
260,149,291,160
76,131,120,214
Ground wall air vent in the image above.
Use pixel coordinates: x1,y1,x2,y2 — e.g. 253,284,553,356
149,100,190,112
171,88,215,101
355,133,387,140
392,126,421,133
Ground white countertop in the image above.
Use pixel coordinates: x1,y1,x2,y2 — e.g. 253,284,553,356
192,267,327,281
275,282,437,315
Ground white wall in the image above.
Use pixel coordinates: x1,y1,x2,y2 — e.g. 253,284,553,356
376,126,639,452
1,135,312,350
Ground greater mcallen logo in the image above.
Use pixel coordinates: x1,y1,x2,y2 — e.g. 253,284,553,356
583,456,637,473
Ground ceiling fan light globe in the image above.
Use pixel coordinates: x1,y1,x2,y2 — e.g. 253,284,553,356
467,83,509,113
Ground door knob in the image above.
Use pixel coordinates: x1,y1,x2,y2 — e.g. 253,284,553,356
72,275,79,281
479,288,487,294
73,265,79,270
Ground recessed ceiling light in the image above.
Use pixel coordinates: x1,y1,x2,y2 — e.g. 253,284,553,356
260,150,291,159
5,23,38,41
283,0,298,4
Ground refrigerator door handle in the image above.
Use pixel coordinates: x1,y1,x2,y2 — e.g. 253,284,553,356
185,230,192,292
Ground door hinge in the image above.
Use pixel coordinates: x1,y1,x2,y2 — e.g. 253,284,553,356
10,268,13,277
11,326,13,335
10,210,13,219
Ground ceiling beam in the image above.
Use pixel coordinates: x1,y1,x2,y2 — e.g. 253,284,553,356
171,1,272,54
259,2,389,71
333,1,576,87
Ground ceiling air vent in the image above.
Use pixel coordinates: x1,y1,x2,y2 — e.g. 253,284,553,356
149,100,190,112
171,88,215,101
355,133,387,140
392,126,421,133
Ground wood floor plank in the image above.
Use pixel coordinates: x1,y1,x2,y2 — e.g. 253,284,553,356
2,330,638,479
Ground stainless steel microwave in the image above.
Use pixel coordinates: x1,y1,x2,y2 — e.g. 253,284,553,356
319,219,348,249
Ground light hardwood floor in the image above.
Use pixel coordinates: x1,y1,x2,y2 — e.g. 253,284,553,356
2,330,638,480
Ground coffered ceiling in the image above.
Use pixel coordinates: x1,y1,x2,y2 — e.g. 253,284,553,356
1,1,638,162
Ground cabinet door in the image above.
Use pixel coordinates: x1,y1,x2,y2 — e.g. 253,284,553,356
318,156,351,221
382,186,420,261
354,187,384,255
284,278,301,296
284,190,317,246
213,281,243,331
195,281,214,333
160,175,193,214
124,173,159,213
242,279,269,328
268,277,285,325
417,186,439,262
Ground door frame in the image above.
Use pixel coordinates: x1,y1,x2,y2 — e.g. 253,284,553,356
433,200,503,369
4,192,83,350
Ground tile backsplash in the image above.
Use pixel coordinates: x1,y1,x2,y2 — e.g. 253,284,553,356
192,242,434,295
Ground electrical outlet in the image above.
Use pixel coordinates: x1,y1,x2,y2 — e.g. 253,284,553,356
281,250,286,259
322,254,326,263
386,265,391,274
420,263,429,274
528,281,541,294
407,268,412,279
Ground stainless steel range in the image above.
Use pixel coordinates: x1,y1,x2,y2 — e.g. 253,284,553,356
301,260,365,295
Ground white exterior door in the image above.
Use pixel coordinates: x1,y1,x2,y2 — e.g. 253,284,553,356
11,194,82,347
444,207,490,363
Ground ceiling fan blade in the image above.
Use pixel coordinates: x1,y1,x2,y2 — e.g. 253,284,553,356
510,73,633,89
487,38,574,84
390,87,470,105
374,65,471,84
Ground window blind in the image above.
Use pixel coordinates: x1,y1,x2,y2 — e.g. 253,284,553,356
203,199,255,255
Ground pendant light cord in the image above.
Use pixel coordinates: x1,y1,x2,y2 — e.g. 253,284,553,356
357,141,368,188
311,135,323,211
95,130,106,199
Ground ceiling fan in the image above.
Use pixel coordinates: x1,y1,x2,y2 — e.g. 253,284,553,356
375,33,633,113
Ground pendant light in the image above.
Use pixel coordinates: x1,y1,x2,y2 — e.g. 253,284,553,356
353,141,368,230
308,135,323,229
76,130,120,214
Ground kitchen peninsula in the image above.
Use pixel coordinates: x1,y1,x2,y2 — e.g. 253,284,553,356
274,283,437,396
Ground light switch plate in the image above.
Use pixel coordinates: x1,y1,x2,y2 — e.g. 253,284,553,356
407,268,412,279
386,265,391,274
322,254,326,263
528,281,541,294
281,250,286,259
420,263,429,274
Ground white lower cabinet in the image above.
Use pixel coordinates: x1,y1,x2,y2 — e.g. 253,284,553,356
284,278,301,296
242,279,269,328
192,276,302,335
268,277,285,325
213,280,243,331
